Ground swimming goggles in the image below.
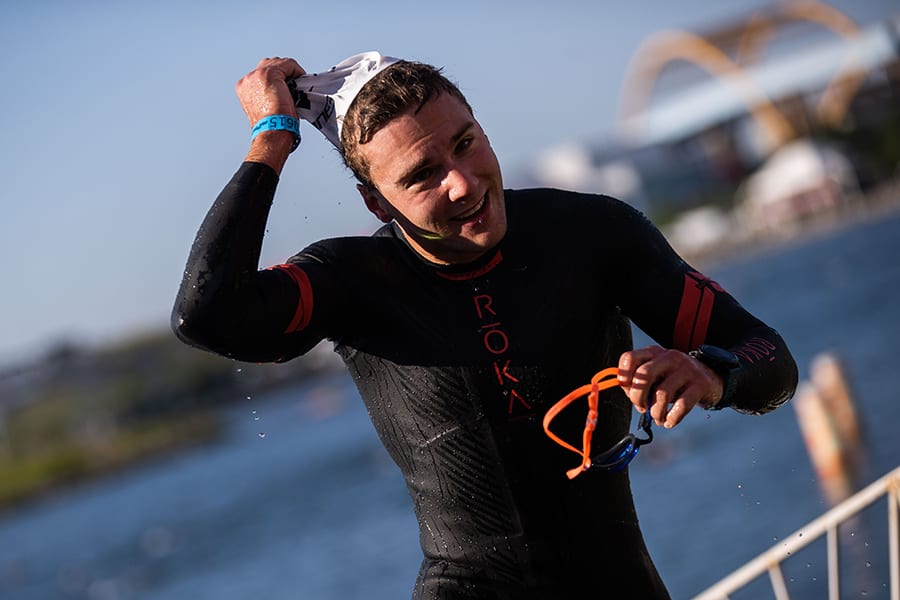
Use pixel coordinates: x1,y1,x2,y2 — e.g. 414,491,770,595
543,367,653,479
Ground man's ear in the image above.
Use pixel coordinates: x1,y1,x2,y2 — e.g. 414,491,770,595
358,184,392,223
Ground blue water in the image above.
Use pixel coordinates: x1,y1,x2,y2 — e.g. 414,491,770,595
2,209,900,600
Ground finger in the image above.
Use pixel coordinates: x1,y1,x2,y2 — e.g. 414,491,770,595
272,57,306,79
626,357,666,413
669,367,722,426
240,58,306,93
254,56,305,75
649,374,687,425
665,377,710,427
653,358,706,420
663,397,690,428
617,346,664,388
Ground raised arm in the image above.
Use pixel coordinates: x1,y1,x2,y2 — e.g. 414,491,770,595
171,58,325,363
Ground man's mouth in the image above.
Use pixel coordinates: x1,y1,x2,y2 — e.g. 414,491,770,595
451,194,487,222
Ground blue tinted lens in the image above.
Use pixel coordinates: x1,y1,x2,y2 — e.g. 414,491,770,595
590,413,653,473
595,440,638,471
608,445,639,472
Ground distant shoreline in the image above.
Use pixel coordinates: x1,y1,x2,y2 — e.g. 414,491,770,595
0,334,341,514
678,177,900,271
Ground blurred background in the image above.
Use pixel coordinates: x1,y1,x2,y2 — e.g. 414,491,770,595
2,0,900,598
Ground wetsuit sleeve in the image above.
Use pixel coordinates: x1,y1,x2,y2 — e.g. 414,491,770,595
171,161,337,363
607,199,798,414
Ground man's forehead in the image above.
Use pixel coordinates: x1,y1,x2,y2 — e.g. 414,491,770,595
364,94,478,182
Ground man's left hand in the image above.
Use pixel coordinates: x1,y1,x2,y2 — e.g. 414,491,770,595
617,346,724,428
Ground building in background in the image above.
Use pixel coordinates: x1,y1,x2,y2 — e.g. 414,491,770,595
530,1,900,257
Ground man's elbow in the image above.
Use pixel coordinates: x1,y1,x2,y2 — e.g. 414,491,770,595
171,304,217,353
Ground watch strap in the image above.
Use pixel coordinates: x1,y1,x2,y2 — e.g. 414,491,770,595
689,345,740,410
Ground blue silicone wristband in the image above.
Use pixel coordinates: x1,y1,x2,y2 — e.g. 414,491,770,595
250,114,301,151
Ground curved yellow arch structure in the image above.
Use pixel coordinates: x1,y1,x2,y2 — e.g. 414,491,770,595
736,0,866,126
618,0,867,145
617,29,795,147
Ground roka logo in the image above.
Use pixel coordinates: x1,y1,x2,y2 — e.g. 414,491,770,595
472,293,532,418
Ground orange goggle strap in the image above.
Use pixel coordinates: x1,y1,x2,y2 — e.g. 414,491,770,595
542,367,621,479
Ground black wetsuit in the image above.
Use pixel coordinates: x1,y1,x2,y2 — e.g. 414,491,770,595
173,162,798,599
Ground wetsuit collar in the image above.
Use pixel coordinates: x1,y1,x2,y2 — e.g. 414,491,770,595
387,221,504,280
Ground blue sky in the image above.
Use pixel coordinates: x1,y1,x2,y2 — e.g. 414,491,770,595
1,0,896,366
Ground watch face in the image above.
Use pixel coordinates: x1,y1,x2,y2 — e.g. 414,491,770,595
698,345,740,366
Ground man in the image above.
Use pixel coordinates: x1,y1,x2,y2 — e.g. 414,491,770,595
173,52,798,599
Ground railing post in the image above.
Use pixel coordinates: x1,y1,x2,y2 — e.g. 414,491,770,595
691,467,900,600
768,564,791,600
889,480,898,600
827,525,840,600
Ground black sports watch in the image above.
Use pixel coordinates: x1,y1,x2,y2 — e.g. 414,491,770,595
689,344,741,410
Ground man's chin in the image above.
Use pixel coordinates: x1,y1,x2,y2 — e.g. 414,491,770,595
432,235,505,265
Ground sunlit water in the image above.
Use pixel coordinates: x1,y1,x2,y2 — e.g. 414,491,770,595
2,208,899,599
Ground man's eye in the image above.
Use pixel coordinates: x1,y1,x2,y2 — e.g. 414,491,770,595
410,168,435,185
456,137,473,153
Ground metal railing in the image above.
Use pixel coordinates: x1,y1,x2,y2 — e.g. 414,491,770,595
693,465,900,600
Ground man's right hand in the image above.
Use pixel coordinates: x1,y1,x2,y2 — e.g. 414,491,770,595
236,57,306,174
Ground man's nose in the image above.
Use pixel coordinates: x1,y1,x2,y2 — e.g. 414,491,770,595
444,165,478,203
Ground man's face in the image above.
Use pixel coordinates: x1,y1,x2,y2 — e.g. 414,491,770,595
357,93,506,265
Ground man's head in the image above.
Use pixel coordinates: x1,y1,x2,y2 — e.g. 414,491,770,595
340,61,473,188
341,62,507,266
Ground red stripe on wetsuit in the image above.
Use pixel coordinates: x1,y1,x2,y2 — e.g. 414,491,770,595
673,271,723,351
269,264,314,333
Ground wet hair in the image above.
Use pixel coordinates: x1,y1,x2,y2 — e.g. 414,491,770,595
340,60,473,188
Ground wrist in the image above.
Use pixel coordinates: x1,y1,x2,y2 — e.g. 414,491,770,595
689,344,741,410
704,372,726,409
245,131,295,175
250,114,301,151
